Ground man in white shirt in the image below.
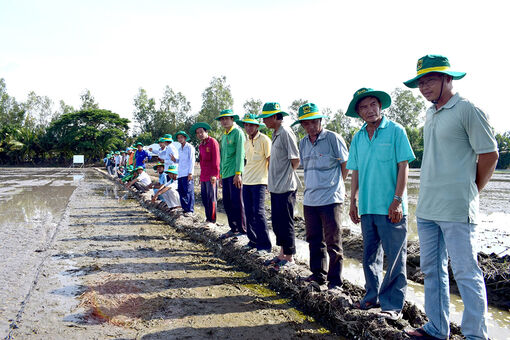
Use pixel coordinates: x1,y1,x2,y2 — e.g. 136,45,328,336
171,131,196,215
126,166,152,192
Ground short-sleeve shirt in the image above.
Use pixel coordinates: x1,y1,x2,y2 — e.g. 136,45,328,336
199,137,220,182
158,172,168,186
347,117,415,215
300,129,349,206
164,143,178,169
136,171,151,186
176,142,195,178
416,93,497,223
244,131,271,185
268,125,300,193
134,149,150,168
220,126,246,179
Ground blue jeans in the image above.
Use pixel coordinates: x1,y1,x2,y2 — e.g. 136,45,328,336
361,214,407,312
417,218,488,340
243,184,271,251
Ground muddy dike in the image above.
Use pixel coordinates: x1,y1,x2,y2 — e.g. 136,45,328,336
100,169,471,340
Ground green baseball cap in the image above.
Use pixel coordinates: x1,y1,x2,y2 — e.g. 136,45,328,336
237,113,266,128
215,109,239,121
165,164,178,175
190,122,212,135
258,102,288,119
134,142,144,147
174,130,190,141
404,54,466,88
291,103,326,126
346,88,392,118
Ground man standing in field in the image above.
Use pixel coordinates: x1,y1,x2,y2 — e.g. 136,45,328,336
237,113,272,253
216,109,246,239
171,131,195,216
259,102,300,270
346,88,415,320
295,103,349,290
403,55,498,340
134,142,150,168
191,122,220,225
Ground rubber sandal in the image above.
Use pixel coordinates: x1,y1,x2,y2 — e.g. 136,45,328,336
219,231,235,240
378,310,402,321
270,259,295,271
353,300,380,310
404,328,444,340
263,256,281,266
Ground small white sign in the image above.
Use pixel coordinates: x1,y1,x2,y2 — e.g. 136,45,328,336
73,155,85,164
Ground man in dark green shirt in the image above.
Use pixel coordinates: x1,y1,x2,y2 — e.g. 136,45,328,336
216,109,246,239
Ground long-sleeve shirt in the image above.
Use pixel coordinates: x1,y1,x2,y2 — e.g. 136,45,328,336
175,142,195,178
220,126,245,179
199,137,220,182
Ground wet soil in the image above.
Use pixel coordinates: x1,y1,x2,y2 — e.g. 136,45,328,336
7,171,341,340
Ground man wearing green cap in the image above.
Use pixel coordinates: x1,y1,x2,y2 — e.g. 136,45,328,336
134,142,151,169
152,165,180,210
295,103,349,290
171,131,195,215
191,122,220,225
403,55,498,340
259,102,300,269
126,166,152,192
162,135,178,170
345,89,415,320
216,109,246,238
237,114,272,253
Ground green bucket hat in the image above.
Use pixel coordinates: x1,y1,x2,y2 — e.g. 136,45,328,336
115,151,120,155
215,109,239,121
163,134,173,142
346,88,392,118
152,162,165,170
237,113,266,128
258,102,288,119
134,142,144,147
291,103,326,126
157,137,167,143
165,164,178,175
135,166,145,171
174,130,190,142
190,122,212,135
404,54,466,88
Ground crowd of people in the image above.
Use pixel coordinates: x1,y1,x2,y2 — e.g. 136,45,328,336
103,55,499,340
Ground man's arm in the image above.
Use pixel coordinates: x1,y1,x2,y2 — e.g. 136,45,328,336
388,161,409,223
476,151,499,192
349,170,360,224
340,161,348,180
290,158,300,170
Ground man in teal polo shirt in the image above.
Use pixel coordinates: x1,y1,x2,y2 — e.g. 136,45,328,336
216,109,246,238
346,88,415,321
403,55,498,340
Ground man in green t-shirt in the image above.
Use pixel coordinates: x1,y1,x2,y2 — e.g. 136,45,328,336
215,109,246,239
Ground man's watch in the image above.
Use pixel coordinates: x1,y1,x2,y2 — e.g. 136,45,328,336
393,195,402,203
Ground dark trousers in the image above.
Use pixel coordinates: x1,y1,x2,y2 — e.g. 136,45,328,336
177,176,195,213
243,184,272,251
201,180,217,222
222,176,246,234
270,190,296,255
133,182,149,192
304,203,344,286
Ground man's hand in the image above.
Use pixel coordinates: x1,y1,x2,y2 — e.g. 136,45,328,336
210,176,217,185
188,174,193,181
388,199,403,223
151,195,157,203
349,200,361,224
233,174,242,189
170,154,176,162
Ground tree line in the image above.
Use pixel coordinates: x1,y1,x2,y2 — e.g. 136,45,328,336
1,76,509,168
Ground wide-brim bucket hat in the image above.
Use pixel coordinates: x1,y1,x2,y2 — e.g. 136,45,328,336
165,165,178,175
152,162,165,170
134,142,144,147
404,54,466,88
291,103,326,126
236,113,266,128
257,102,289,119
135,166,145,171
215,109,239,121
190,122,212,135
346,88,392,118
174,130,190,142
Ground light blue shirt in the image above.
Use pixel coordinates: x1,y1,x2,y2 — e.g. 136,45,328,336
416,93,497,223
158,173,168,185
299,128,349,206
175,142,195,178
346,116,415,216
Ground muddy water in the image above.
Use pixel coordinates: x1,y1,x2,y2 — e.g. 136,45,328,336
1,169,343,339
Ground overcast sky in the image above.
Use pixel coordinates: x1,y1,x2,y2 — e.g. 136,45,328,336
1,0,509,132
